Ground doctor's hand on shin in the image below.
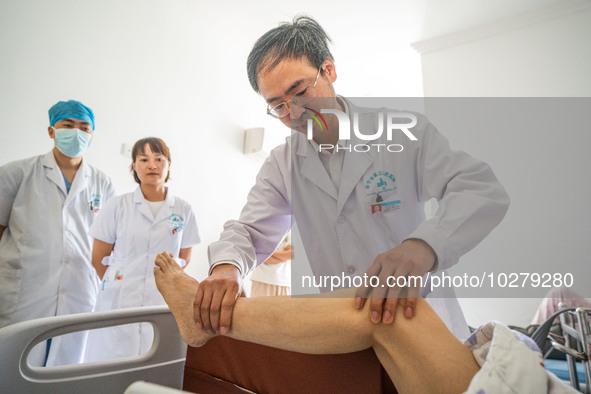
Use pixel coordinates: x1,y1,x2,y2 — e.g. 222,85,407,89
354,239,436,324
194,264,244,335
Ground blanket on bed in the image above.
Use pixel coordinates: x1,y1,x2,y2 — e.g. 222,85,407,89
464,321,577,394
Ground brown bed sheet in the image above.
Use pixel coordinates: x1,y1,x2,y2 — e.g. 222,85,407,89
183,336,397,394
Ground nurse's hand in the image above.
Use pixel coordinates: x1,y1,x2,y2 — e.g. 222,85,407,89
354,239,436,324
194,264,244,335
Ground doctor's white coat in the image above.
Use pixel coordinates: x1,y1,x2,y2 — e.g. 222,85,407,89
209,105,510,339
0,151,115,365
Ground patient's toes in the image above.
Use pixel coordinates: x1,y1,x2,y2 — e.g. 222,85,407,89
155,254,167,268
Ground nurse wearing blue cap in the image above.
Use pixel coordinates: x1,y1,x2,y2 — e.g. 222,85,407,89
0,100,116,366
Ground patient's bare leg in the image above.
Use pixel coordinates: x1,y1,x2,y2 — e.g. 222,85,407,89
371,301,479,393
155,253,479,393
154,252,370,353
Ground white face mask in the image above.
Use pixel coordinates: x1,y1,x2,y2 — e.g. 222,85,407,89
53,128,92,158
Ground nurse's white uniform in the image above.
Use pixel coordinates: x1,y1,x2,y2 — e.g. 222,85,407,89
208,100,510,340
0,152,115,365
84,187,200,362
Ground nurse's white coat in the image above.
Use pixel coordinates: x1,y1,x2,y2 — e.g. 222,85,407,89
84,187,200,362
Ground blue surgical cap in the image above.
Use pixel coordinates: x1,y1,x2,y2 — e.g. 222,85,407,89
49,100,95,130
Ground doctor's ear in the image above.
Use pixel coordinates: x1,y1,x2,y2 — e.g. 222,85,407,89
48,126,55,139
321,59,337,83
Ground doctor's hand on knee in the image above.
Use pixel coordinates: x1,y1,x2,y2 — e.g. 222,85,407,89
194,264,244,335
354,239,436,324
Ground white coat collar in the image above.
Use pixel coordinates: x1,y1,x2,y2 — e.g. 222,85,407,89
132,185,174,205
293,97,375,213
335,98,375,213
42,151,92,201
132,186,175,223
292,133,337,200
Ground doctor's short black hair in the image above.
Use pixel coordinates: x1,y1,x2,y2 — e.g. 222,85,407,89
130,137,171,184
247,14,334,93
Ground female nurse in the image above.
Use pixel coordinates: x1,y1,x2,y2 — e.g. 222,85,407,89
84,137,200,362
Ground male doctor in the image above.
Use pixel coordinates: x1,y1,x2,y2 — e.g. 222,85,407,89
0,100,116,366
199,16,510,339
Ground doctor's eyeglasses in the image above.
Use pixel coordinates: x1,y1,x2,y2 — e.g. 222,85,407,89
266,67,322,119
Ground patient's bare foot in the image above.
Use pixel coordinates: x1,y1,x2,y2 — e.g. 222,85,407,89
154,252,211,347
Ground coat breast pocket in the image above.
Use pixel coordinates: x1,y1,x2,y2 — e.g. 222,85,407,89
167,213,185,253
368,201,405,252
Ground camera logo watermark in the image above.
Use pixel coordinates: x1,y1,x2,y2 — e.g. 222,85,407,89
306,109,418,153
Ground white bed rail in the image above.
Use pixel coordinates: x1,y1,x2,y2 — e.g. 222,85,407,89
0,306,187,394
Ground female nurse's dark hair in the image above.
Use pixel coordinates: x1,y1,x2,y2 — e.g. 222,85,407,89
130,137,171,184
247,14,334,93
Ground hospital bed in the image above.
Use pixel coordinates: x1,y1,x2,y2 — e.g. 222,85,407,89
9,302,587,394
0,306,397,393
532,304,591,393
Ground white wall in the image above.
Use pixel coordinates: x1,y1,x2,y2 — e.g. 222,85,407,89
414,2,591,326
0,0,424,282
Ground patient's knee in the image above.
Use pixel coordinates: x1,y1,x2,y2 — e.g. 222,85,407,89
370,298,435,346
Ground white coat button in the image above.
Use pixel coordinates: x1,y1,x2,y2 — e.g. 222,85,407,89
347,266,355,274
337,216,345,224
